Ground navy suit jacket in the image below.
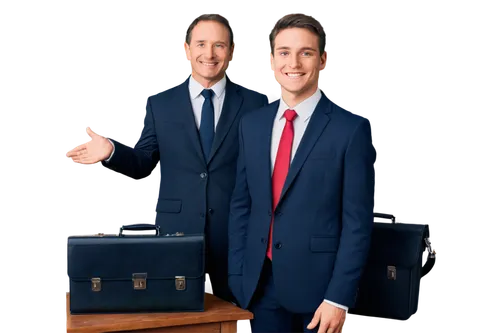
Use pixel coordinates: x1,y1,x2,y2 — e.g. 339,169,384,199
102,77,268,256
228,92,376,313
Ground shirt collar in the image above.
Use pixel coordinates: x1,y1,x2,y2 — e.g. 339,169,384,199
278,89,322,122
189,75,227,100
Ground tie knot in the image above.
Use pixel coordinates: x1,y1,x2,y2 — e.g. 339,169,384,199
284,109,297,122
201,89,214,99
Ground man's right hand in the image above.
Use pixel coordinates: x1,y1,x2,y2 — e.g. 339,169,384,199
66,127,113,164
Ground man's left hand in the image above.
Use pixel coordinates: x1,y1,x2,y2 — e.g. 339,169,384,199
307,301,346,333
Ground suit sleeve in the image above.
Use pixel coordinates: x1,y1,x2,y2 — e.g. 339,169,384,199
102,97,160,179
324,118,376,307
228,117,252,277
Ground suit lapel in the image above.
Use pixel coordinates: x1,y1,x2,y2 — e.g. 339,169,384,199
175,77,206,165
208,78,243,164
278,94,332,205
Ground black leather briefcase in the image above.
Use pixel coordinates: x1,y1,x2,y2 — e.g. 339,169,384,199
348,213,436,320
67,224,205,314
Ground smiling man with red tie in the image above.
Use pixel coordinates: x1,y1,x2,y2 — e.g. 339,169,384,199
228,14,376,333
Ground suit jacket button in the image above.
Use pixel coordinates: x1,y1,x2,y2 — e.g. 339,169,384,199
200,213,205,218
208,208,214,215
268,210,272,216
274,242,282,249
200,172,207,179
261,238,267,244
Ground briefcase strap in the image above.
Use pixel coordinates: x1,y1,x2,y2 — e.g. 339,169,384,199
421,238,436,278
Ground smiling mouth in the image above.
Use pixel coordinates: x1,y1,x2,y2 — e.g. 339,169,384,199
285,72,305,78
201,61,218,67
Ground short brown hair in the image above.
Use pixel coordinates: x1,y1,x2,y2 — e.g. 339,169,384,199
185,14,234,46
269,14,326,55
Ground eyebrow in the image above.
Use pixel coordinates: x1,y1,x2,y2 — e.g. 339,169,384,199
275,46,317,52
194,40,228,45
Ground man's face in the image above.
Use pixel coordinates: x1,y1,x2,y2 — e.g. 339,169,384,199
271,28,326,100
184,20,233,86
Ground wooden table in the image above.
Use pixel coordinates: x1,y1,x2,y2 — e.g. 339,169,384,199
66,293,253,333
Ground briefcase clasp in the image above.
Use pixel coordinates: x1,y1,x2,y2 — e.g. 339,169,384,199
387,266,397,280
91,277,101,292
133,273,147,290
175,276,186,290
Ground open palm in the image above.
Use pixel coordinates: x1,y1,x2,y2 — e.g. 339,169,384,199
66,127,113,164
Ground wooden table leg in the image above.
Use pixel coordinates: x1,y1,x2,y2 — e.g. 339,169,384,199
220,321,237,333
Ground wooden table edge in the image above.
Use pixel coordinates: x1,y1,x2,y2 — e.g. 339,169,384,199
66,292,253,333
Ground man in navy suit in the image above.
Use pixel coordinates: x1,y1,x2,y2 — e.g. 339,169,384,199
228,14,376,332
66,14,268,303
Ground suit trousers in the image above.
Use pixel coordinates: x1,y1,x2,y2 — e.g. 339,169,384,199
206,249,233,304
249,258,318,333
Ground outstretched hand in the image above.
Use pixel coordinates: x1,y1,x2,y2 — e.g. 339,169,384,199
66,127,113,164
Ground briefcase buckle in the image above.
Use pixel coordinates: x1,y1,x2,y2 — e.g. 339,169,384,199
91,277,101,292
175,276,186,290
133,273,147,290
387,266,397,280
425,237,440,258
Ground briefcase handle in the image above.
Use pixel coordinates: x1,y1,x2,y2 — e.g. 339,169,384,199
119,223,160,236
374,210,441,258
374,210,403,223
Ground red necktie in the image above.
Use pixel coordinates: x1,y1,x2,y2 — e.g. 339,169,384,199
266,109,297,260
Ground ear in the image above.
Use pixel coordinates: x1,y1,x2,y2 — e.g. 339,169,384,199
231,41,238,60
267,51,274,72
184,42,191,61
319,51,327,70
227,41,238,71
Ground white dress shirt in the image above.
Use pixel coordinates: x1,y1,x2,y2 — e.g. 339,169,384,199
188,75,226,130
106,75,226,161
270,89,348,312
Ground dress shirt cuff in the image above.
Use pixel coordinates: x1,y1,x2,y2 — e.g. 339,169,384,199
324,299,348,311
104,139,115,162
